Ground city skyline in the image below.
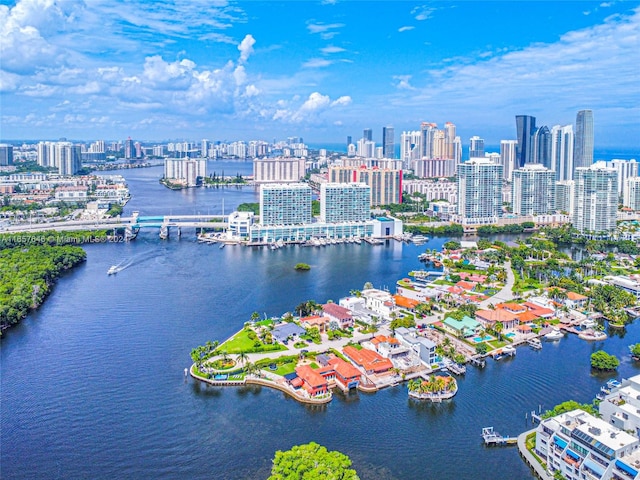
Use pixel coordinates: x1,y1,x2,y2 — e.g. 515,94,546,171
1,1,639,147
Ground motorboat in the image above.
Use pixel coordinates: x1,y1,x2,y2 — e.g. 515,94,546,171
107,265,118,275
600,379,622,395
412,235,428,244
528,338,542,350
581,318,597,329
544,327,564,340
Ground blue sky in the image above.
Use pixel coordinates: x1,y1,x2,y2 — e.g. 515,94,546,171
1,0,639,147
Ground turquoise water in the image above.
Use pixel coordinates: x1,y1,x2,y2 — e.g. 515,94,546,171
473,335,494,343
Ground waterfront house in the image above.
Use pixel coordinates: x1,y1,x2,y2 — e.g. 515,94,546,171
599,374,640,438
338,296,379,324
393,294,420,312
295,365,328,397
535,409,640,480
495,303,527,315
565,291,588,309
458,272,487,283
300,315,329,333
394,327,437,365
367,335,411,363
272,323,306,343
523,301,555,319
361,288,396,320
322,303,355,329
327,357,361,390
343,346,393,374
442,316,482,338
475,309,518,330
455,280,477,292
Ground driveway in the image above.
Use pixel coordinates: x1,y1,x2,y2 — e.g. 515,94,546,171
477,261,515,309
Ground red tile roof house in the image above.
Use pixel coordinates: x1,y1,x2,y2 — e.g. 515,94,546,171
475,309,519,330
343,346,393,375
295,365,328,397
455,280,477,292
300,315,330,333
495,302,528,315
565,292,588,309
458,272,488,283
322,303,354,329
327,357,361,391
523,302,555,319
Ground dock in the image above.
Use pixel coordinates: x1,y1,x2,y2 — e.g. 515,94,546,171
470,357,486,368
482,427,517,446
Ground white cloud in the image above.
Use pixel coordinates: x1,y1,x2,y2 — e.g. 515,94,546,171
244,85,260,97
320,45,346,54
307,21,345,38
392,75,414,90
398,26,414,32
331,95,352,106
0,70,21,92
199,32,236,44
238,34,256,63
411,5,437,21
302,58,333,68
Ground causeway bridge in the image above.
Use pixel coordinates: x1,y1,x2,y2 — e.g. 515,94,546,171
2,213,229,239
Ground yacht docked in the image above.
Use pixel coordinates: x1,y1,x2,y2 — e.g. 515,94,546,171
544,327,564,340
411,235,429,244
528,338,542,350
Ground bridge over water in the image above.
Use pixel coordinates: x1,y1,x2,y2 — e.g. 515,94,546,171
2,213,230,239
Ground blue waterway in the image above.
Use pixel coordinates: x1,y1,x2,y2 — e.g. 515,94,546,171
2,167,640,479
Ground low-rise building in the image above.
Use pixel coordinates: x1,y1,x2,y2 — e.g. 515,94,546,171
343,346,393,374
600,374,640,438
394,327,437,365
535,409,640,480
295,365,329,397
475,309,519,330
604,275,640,300
271,323,306,343
361,288,395,320
441,316,482,338
322,303,355,329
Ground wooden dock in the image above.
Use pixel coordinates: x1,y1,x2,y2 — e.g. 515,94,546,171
482,427,518,446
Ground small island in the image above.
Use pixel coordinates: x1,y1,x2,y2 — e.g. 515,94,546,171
407,375,458,401
294,263,311,271
590,350,620,371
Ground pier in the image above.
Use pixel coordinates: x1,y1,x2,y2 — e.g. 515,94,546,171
482,427,517,446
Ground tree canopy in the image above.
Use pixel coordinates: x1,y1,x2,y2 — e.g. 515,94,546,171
268,442,359,480
541,400,598,419
590,350,620,371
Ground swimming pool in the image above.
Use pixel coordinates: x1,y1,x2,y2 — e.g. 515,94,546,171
505,333,516,339
472,335,493,343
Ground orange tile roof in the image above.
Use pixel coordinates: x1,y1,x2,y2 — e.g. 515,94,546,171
517,311,540,323
567,292,588,301
327,357,361,379
343,346,393,373
295,365,327,388
496,302,527,313
371,335,400,346
476,309,518,323
456,280,477,291
393,294,420,309
301,316,329,326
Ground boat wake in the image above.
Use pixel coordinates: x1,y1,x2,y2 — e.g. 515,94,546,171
107,250,161,275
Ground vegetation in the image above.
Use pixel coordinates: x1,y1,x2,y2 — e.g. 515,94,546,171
218,327,285,354
294,263,311,271
237,202,259,215
0,245,86,332
390,316,416,331
476,223,531,236
405,223,464,237
407,375,457,395
590,350,620,371
630,343,640,359
541,400,599,419
475,343,489,355
268,442,359,480
106,204,123,217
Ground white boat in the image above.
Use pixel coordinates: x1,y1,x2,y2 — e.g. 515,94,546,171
107,265,119,275
544,327,564,340
581,318,597,329
412,235,428,244
528,338,542,350
502,345,516,355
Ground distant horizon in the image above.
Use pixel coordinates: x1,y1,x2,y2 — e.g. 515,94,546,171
2,1,639,147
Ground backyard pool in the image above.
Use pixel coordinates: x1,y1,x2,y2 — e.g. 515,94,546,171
472,336,493,343
505,333,516,339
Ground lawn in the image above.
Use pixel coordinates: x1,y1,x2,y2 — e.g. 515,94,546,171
219,328,285,354
274,362,297,376
487,340,508,349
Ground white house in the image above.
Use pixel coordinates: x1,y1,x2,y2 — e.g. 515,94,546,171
600,374,640,438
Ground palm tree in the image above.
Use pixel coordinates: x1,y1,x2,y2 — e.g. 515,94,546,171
250,311,260,323
494,322,504,340
236,351,249,366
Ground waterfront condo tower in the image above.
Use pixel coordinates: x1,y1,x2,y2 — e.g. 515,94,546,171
469,136,485,159
550,124,574,181
574,109,594,171
456,158,503,224
500,140,518,182
573,162,617,234
320,183,371,223
511,164,556,216
328,166,402,206
259,183,312,226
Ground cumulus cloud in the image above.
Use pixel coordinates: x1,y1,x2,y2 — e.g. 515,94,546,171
330,95,352,106
411,5,437,21
238,34,256,63
272,91,352,123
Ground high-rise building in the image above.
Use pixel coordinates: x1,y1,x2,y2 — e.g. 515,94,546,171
201,139,209,158
420,122,437,158
356,138,375,158
573,162,617,234
515,115,536,167
0,144,14,166
469,136,485,159
511,164,556,215
610,159,638,198
253,157,306,184
456,158,503,223
346,136,352,150
550,125,574,181
532,126,552,168
124,137,135,159
329,166,402,205
382,126,395,159
413,159,456,178
164,158,206,186
259,183,312,226
555,181,575,215
623,178,640,211
400,131,421,169
574,109,594,171
500,140,518,182
320,183,371,223
363,128,373,142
